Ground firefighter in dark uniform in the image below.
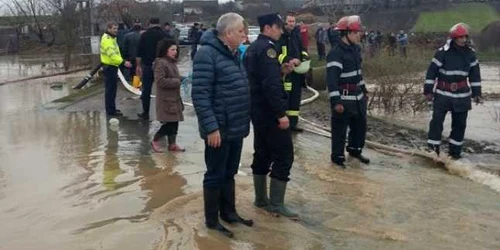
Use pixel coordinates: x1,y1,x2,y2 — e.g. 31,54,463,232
277,12,310,132
424,23,482,159
244,13,299,219
326,16,370,168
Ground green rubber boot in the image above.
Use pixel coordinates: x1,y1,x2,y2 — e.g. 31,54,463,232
253,175,269,208
268,178,299,220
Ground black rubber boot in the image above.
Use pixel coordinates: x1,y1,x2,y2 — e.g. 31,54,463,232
449,153,462,160
427,143,440,156
331,155,346,169
268,178,299,220
253,175,269,208
203,187,234,238
349,153,370,164
220,179,253,227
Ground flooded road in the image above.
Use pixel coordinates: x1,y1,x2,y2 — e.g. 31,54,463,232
1,56,500,249
0,55,67,82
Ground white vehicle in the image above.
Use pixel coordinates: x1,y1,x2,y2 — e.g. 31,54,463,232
248,27,260,43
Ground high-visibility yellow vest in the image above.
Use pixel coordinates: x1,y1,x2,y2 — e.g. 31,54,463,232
100,33,123,66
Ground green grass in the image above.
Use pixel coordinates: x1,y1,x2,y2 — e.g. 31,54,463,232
414,3,500,33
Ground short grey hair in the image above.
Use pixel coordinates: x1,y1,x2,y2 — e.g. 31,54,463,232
216,12,244,34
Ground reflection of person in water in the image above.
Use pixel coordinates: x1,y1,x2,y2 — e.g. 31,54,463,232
103,123,122,190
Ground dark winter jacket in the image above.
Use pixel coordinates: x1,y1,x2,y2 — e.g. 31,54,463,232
136,26,166,66
326,40,368,107
244,34,288,125
277,26,306,63
191,29,250,141
424,39,481,112
122,31,141,62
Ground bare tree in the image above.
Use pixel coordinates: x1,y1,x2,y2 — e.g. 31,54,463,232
5,0,56,45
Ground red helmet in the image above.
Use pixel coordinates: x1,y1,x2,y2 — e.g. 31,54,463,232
449,23,469,38
335,15,362,32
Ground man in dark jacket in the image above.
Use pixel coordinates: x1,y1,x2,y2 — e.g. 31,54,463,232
326,15,370,168
315,24,328,60
192,13,253,238
424,23,482,159
277,12,309,132
189,23,200,60
327,22,340,48
136,17,166,120
244,13,298,220
122,24,141,80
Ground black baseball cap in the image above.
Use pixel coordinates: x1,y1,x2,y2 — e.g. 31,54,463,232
257,13,283,29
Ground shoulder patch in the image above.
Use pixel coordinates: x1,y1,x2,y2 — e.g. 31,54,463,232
267,48,277,58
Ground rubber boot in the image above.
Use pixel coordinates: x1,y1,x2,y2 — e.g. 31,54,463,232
220,179,253,227
331,155,346,169
268,178,299,220
203,187,234,238
253,175,269,208
427,143,440,156
167,135,185,152
348,152,370,164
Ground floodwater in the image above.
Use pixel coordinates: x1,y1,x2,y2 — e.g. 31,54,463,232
0,55,67,82
1,56,500,250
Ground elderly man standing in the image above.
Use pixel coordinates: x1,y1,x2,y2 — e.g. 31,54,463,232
192,12,253,238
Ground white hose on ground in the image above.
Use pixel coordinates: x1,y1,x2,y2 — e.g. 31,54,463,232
117,69,194,107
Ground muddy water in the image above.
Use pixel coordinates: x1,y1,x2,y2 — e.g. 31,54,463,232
1,60,500,250
0,55,66,82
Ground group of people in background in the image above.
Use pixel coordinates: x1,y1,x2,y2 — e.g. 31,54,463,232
315,22,410,60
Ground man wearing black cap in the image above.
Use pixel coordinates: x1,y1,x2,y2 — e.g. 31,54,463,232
244,13,299,220
136,17,166,120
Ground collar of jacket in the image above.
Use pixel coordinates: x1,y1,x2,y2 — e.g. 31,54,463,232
339,39,356,50
104,31,116,38
258,34,277,44
199,29,237,59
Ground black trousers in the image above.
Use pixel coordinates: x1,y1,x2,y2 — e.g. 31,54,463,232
251,123,294,182
191,44,198,60
103,65,118,115
140,65,154,115
286,72,304,129
331,99,367,162
316,42,326,60
428,108,468,156
203,139,243,188
154,122,179,138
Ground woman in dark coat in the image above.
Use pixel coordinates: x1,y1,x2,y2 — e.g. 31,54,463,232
151,39,185,152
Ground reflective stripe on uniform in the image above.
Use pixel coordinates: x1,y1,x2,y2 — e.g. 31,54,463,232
284,82,292,91
449,139,464,146
432,58,443,67
286,110,300,116
340,92,364,101
278,46,287,64
340,70,362,78
435,89,471,98
358,80,366,86
425,79,435,85
470,82,481,87
301,51,309,57
438,69,468,76
470,60,478,67
427,139,441,145
329,91,340,97
327,61,343,69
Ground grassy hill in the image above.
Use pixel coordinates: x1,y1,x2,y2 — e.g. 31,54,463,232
413,3,500,33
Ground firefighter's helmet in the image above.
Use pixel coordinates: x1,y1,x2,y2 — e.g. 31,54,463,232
335,15,362,32
449,23,469,38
